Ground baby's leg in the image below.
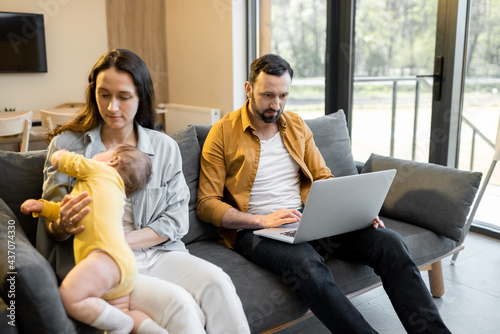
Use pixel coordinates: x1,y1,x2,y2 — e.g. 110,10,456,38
109,294,168,334
59,251,133,333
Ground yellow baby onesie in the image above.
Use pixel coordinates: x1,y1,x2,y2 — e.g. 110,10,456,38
37,152,136,300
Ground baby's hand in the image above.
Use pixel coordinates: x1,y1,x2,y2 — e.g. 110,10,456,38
20,199,44,215
50,149,70,169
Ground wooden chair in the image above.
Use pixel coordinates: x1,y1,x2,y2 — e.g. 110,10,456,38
39,109,77,132
0,111,33,152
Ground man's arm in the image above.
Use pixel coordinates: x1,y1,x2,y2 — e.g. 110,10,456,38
197,124,233,226
198,124,301,229
221,207,301,229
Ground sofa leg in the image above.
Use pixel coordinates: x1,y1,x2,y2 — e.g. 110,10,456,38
428,260,445,297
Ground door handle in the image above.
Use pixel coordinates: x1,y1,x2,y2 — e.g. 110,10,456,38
417,56,443,100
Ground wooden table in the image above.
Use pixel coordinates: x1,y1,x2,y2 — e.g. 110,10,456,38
0,108,80,151
1,107,166,151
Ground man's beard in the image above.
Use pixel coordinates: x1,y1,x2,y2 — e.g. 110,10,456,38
250,95,283,123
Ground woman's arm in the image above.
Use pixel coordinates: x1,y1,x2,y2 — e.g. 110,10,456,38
129,131,190,248
125,227,169,250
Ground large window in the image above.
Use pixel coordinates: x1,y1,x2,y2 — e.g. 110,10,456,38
256,0,499,233
351,0,438,163
458,0,500,231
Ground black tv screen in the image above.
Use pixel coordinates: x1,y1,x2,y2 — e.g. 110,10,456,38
0,12,47,73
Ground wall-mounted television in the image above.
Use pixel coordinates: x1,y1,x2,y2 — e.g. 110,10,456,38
0,11,47,73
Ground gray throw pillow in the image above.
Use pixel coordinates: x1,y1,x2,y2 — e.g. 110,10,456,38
0,150,47,245
0,198,77,333
170,126,218,244
361,153,482,241
305,110,358,177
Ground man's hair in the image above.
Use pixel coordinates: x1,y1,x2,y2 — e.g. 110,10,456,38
248,54,294,85
112,144,152,196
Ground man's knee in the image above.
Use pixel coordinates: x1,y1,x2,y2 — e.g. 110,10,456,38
379,229,408,252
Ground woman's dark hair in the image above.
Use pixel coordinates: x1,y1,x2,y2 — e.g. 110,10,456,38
248,54,294,86
47,49,156,142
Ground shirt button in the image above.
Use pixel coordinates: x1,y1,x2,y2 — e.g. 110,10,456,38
134,200,139,205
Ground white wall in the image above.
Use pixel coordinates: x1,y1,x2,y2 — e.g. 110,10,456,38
1,0,246,116
0,0,108,112
165,0,247,116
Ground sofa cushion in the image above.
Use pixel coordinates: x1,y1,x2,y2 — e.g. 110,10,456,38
322,216,457,296
186,241,308,332
381,217,457,265
0,198,77,333
361,153,482,241
0,150,47,245
170,126,218,245
194,125,212,150
304,110,358,177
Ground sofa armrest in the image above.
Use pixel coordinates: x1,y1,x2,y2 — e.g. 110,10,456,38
361,154,482,241
0,198,77,333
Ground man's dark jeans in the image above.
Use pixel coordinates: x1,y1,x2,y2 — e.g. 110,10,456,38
235,227,451,334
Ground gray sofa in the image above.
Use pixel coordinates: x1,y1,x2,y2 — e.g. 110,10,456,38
0,110,482,333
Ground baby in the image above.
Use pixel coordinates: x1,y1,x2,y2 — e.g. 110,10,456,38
21,144,167,334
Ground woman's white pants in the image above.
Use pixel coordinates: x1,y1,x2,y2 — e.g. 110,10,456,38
130,251,250,334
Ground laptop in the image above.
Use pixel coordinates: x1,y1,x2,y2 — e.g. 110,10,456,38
253,169,397,244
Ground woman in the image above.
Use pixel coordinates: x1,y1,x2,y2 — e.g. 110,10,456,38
36,49,250,334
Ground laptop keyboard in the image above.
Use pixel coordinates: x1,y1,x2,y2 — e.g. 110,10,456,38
280,230,297,237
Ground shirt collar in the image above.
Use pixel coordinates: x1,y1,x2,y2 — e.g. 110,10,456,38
83,121,155,156
84,123,102,145
241,99,254,132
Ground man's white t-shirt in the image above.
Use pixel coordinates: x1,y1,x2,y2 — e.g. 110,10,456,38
248,132,303,215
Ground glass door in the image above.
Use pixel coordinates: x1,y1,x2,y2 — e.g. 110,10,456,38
458,0,500,231
350,0,468,167
351,0,439,163
257,0,471,169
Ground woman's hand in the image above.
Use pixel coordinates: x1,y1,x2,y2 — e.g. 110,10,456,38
48,192,92,240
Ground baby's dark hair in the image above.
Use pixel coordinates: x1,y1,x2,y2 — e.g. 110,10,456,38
112,144,152,196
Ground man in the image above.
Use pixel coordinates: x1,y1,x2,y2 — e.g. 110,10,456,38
197,54,451,333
